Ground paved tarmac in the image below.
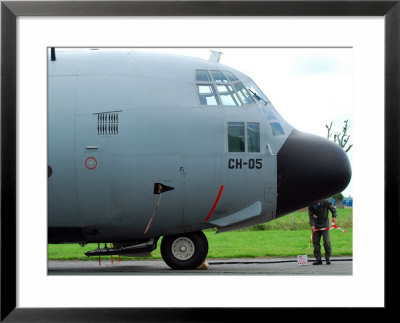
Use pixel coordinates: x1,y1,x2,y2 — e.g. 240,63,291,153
48,257,352,275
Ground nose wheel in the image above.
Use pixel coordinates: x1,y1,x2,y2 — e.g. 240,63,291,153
161,231,208,270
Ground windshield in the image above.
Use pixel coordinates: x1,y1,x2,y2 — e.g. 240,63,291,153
196,69,256,107
245,81,280,122
245,81,269,104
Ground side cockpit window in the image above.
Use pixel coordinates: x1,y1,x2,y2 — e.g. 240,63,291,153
228,122,260,153
196,69,254,107
228,122,245,152
247,122,260,152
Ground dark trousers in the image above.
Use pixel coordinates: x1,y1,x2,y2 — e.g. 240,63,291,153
312,230,332,261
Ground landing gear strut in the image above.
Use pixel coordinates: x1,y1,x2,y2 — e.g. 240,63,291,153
161,231,208,270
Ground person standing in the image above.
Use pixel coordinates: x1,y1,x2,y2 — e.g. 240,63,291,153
308,199,337,265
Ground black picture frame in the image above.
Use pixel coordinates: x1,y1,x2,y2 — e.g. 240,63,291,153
1,1,398,321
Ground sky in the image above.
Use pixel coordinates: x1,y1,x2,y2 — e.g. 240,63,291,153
131,47,354,197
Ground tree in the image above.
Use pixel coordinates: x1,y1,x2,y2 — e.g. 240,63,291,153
326,120,352,208
326,120,353,153
333,192,344,208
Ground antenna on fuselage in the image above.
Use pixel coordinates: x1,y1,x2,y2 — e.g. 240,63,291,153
209,50,222,63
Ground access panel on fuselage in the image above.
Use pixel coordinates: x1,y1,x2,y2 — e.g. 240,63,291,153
74,110,184,242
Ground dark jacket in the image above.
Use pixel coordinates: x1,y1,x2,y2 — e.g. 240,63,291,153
308,200,337,228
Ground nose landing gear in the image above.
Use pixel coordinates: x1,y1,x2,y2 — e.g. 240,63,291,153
161,231,208,270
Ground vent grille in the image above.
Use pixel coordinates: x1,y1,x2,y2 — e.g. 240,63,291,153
97,112,119,135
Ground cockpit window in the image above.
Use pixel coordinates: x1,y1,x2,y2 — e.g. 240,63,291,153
228,122,245,152
217,84,242,106
261,106,276,120
228,122,260,153
198,84,219,105
210,70,229,83
224,71,239,82
270,122,285,136
196,70,211,82
196,69,255,106
247,122,260,152
246,82,269,103
234,83,255,105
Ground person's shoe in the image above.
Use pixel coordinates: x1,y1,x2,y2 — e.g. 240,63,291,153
313,260,323,265
326,259,331,265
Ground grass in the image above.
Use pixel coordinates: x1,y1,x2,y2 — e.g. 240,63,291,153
207,229,351,258
48,209,352,260
243,208,353,231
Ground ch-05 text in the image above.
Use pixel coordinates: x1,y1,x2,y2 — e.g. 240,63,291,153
228,158,262,169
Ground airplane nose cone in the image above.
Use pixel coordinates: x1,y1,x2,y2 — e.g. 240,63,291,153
276,129,351,216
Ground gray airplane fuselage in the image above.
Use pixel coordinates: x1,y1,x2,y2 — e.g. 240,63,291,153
48,49,351,244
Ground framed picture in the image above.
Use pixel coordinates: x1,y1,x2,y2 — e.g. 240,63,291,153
2,1,398,320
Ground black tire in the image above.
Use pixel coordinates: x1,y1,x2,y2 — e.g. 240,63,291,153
161,231,208,270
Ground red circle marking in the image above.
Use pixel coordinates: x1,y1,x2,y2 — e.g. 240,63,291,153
85,157,97,170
